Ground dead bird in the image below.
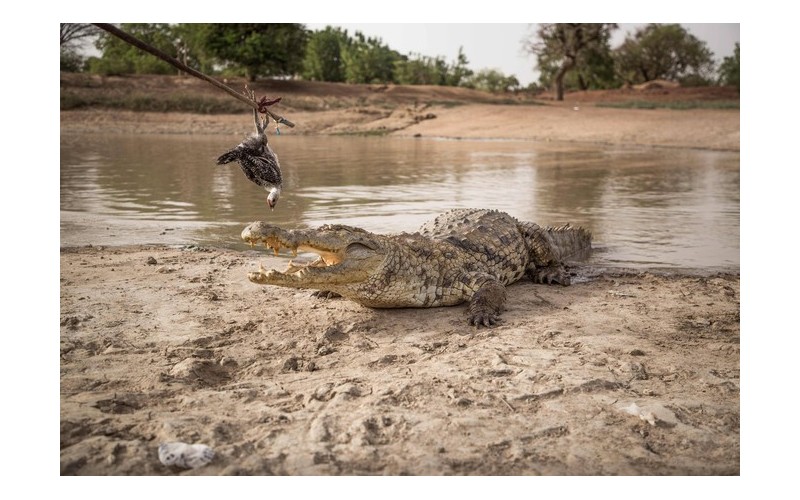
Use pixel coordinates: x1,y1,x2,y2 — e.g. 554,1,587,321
216,97,283,210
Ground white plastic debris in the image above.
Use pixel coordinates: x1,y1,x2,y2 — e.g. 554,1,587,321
620,402,678,428
622,402,656,425
158,442,215,469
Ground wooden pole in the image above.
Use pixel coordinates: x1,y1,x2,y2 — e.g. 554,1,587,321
92,23,295,128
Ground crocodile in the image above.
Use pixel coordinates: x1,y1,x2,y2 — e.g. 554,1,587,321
242,209,592,326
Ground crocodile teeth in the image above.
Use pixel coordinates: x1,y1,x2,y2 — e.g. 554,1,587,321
285,259,304,273
255,239,299,258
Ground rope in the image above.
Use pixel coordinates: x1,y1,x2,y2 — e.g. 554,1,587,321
92,23,295,128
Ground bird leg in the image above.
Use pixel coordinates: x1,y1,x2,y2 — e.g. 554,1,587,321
259,111,269,134
244,86,268,135
251,102,269,136
253,106,264,135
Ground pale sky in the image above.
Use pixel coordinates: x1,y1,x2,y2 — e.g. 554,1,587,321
307,23,740,86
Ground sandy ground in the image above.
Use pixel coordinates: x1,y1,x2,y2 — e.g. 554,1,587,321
60,243,739,475
60,85,740,475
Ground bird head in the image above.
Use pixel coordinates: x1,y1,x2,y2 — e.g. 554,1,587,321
267,186,281,210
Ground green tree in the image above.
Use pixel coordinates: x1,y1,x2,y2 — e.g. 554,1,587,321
613,24,715,85
463,69,520,93
341,32,400,84
171,24,218,75
536,33,617,91
302,26,350,82
89,23,177,75
393,46,473,87
202,24,308,81
718,42,739,88
525,23,618,100
446,47,473,87
61,49,85,72
394,53,448,85
60,48,85,73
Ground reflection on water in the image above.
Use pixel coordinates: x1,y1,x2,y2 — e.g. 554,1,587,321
60,134,739,271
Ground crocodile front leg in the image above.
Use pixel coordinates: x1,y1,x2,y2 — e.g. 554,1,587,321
462,273,507,327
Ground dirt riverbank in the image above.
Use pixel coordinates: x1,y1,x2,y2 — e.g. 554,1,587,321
60,73,739,151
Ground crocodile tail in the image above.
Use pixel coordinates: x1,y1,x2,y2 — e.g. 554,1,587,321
545,224,593,261
518,221,592,264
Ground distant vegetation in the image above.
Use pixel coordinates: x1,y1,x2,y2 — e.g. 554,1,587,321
59,91,246,114
525,23,619,101
717,43,740,88
524,23,735,100
61,23,739,100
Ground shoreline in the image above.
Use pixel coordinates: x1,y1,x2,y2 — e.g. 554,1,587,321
60,103,740,152
61,242,740,278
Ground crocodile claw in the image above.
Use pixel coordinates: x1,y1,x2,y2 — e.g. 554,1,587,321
469,312,501,328
466,279,506,327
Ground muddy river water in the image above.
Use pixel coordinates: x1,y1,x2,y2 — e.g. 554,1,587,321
60,134,739,271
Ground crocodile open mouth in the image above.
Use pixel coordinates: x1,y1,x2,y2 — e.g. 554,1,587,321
241,221,383,286
245,236,345,276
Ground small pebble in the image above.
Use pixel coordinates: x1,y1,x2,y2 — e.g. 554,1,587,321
158,442,214,469
282,357,300,372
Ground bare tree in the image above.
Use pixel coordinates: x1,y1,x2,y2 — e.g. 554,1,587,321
60,23,99,47
525,23,617,101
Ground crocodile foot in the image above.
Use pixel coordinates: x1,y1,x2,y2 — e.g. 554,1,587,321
467,280,506,327
312,290,342,299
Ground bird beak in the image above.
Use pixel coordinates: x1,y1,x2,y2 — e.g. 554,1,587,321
267,187,280,211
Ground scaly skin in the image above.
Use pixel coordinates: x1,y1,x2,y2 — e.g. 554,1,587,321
242,209,592,326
